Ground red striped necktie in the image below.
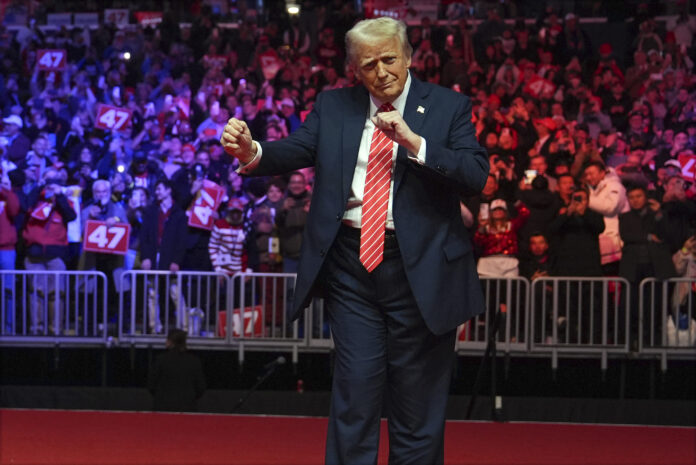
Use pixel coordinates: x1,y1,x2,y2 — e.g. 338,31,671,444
360,102,395,273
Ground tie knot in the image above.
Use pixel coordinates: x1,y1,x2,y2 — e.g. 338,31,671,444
378,103,394,113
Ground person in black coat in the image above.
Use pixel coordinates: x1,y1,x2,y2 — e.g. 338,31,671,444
619,185,676,346
140,178,187,272
148,329,206,412
517,175,561,255
139,179,188,333
548,187,605,343
619,186,676,283
549,187,605,277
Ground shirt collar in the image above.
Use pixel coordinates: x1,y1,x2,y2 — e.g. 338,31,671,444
369,71,411,117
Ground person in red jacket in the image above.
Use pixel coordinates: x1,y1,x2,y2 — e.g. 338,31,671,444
22,171,77,335
0,176,20,333
474,198,530,277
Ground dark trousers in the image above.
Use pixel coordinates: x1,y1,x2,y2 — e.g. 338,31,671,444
322,225,456,465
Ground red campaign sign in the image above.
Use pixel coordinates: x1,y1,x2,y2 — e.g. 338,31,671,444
134,11,163,25
95,104,133,132
259,50,281,81
173,96,190,119
30,201,53,220
523,76,556,99
187,181,225,230
36,49,67,71
216,306,264,338
83,220,131,255
678,154,696,179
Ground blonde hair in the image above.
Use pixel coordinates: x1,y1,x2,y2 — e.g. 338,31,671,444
345,17,412,66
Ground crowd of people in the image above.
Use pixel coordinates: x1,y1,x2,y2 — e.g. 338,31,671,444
1,2,695,337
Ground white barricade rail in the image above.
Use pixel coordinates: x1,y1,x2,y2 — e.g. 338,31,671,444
0,270,108,346
118,270,230,347
456,277,530,355
639,278,696,371
530,277,631,370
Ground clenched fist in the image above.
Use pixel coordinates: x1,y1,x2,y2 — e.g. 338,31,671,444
371,110,421,154
220,118,257,164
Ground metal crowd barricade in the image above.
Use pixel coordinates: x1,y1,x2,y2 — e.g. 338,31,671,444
306,297,332,349
0,270,108,346
530,277,631,369
118,270,230,347
639,277,696,371
231,271,306,364
456,277,530,355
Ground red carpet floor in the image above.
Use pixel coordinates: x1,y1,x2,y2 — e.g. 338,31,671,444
1,409,694,465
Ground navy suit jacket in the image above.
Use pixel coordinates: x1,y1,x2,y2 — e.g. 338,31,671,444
251,76,489,335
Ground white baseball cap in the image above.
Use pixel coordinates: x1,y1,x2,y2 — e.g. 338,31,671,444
3,115,23,128
490,198,508,211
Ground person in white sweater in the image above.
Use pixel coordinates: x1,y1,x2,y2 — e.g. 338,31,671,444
583,161,629,275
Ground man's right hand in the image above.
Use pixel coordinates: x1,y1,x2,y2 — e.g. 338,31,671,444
221,118,256,164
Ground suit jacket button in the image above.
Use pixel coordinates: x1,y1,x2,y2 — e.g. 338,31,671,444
320,249,325,257
336,214,341,221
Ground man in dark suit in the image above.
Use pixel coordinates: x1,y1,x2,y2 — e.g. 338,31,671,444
222,17,488,465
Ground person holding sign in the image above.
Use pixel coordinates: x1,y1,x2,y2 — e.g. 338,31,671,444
80,179,127,323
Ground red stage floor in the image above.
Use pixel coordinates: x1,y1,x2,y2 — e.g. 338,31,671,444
0,409,694,465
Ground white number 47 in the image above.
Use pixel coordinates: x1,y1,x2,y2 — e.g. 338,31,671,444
38,51,63,68
88,225,125,249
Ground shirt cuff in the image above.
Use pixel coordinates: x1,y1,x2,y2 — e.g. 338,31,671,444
236,141,263,174
406,137,427,165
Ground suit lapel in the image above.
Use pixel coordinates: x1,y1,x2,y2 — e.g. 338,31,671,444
341,86,369,205
394,75,430,193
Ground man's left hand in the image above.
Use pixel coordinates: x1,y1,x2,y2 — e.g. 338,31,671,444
371,110,421,154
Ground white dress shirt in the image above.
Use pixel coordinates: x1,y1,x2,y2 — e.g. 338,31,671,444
240,73,427,230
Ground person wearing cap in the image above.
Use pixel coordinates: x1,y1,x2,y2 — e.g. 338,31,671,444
2,115,31,163
557,12,591,65
532,117,556,158
279,97,302,133
222,17,488,464
209,197,257,278
22,169,77,335
474,198,529,277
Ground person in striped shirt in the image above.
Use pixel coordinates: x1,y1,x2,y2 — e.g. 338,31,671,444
208,197,257,276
